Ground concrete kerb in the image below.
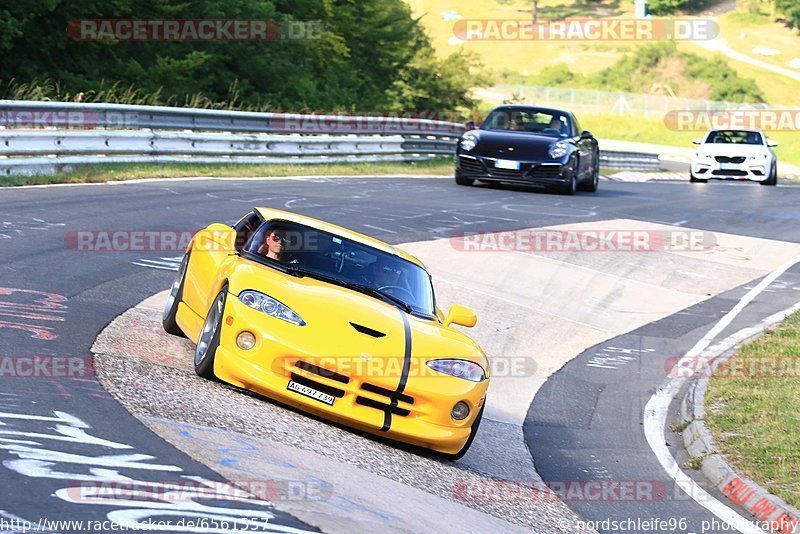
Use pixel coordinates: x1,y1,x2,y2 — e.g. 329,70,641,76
678,318,800,533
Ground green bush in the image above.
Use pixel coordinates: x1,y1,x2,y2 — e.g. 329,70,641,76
534,42,764,103
776,0,800,28
647,0,709,16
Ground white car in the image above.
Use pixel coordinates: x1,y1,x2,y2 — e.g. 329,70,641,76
690,129,778,186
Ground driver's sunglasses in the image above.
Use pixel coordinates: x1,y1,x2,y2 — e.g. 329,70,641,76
269,233,285,243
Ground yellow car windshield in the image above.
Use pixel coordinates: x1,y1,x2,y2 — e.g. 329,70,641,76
244,220,436,317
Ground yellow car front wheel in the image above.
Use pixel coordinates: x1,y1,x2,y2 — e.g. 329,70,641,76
194,286,226,380
162,251,189,337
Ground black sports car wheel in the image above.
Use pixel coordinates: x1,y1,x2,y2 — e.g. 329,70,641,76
455,171,474,186
689,173,708,183
162,251,190,337
194,286,227,380
579,150,599,192
559,156,578,195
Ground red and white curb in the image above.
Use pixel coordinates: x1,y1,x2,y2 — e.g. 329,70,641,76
679,302,800,534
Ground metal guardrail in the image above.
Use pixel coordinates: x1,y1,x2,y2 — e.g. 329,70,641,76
0,100,465,137
599,151,661,171
0,100,463,175
0,100,681,176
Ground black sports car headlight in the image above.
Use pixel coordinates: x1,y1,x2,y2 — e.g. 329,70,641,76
548,141,568,159
460,133,478,152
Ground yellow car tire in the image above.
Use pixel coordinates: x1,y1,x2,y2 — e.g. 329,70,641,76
162,252,189,338
194,286,226,380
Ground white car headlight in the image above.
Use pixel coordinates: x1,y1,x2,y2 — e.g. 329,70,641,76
427,359,485,382
460,134,478,152
548,141,568,159
239,290,305,326
696,153,713,161
747,154,768,161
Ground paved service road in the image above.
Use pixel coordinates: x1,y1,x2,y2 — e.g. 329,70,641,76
1,177,798,532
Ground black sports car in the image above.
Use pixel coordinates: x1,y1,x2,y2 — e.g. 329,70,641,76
455,105,600,195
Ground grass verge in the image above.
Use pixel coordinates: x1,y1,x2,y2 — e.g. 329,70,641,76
0,159,455,187
704,310,800,509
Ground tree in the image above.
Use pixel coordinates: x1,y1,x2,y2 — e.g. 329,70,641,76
0,0,484,112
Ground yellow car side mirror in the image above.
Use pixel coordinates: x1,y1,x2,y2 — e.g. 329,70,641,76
444,304,477,328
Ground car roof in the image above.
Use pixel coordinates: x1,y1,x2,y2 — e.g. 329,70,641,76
707,128,765,134
490,104,572,116
254,207,425,268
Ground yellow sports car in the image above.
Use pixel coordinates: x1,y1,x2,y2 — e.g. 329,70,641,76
162,208,489,459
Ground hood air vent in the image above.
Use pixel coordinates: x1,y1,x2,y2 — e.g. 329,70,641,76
350,322,386,338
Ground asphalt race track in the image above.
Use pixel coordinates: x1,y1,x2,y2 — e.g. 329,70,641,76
1,176,800,533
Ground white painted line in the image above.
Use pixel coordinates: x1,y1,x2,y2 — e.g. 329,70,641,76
644,253,800,534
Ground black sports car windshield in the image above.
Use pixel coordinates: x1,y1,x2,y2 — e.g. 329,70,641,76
244,220,435,317
705,130,763,145
482,107,571,137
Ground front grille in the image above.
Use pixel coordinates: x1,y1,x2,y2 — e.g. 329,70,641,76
355,396,411,416
529,165,562,179
292,360,413,418
462,157,563,181
459,157,484,174
715,156,746,164
488,166,528,179
357,381,414,419
361,382,414,404
712,169,748,176
295,361,349,383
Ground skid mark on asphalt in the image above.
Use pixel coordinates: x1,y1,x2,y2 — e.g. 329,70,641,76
0,288,68,341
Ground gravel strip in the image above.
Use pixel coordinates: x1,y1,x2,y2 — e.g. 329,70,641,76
93,304,592,533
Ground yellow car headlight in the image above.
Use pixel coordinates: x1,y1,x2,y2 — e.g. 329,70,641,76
427,359,485,382
239,290,306,326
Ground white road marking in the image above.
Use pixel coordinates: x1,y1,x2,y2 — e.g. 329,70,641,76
132,257,182,271
644,253,800,534
362,224,397,235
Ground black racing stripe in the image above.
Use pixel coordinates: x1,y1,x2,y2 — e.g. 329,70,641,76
396,312,413,395
381,311,413,432
380,409,392,432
